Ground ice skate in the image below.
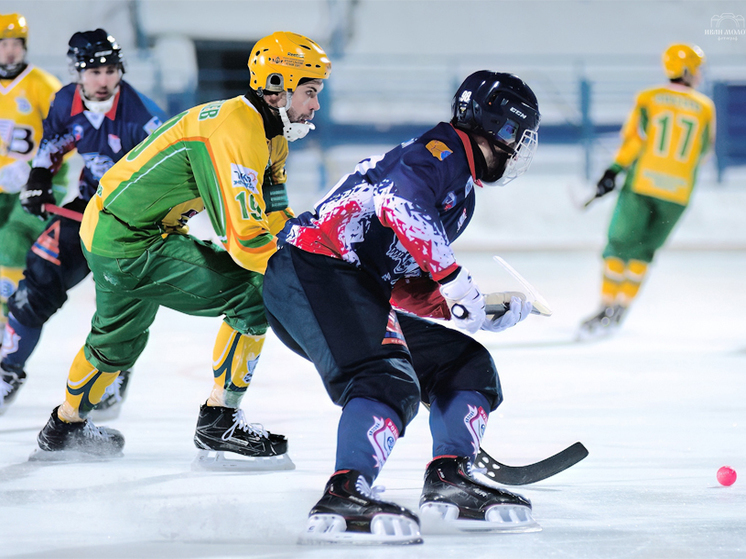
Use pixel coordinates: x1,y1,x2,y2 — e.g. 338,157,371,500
0,363,27,415
299,469,423,545
577,304,627,340
192,403,294,471
89,369,132,421
419,456,540,533
30,406,125,461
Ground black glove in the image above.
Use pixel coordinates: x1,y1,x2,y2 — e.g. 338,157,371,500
20,167,55,220
262,167,289,213
595,168,619,198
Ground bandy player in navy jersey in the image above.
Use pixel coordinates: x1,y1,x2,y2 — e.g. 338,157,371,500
0,29,164,417
264,71,542,544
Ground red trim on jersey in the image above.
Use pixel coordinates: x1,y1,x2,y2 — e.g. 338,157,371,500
105,89,120,120
70,86,85,116
451,125,483,187
70,86,120,119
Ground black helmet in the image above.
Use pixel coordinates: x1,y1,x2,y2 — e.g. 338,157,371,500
67,28,124,72
452,71,540,185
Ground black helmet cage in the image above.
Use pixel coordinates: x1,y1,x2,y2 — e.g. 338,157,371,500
67,29,124,73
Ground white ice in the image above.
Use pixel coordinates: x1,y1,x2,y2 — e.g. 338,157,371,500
1,151,745,558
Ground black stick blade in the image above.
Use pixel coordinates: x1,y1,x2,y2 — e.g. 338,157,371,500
475,442,588,485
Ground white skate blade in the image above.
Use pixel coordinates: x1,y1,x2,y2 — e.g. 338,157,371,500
298,513,423,545
419,502,541,534
191,449,295,472
28,448,123,463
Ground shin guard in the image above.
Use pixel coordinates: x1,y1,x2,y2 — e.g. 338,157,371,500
61,347,121,421
429,390,490,461
209,322,264,408
0,267,23,328
335,397,402,484
620,259,648,306
600,256,625,306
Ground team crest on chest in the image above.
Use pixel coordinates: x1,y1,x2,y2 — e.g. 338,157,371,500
15,97,31,114
108,134,122,153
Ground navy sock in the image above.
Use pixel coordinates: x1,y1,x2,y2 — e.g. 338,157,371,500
335,397,403,484
430,390,490,461
1,313,42,370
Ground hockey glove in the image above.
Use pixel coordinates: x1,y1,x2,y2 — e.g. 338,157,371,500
595,168,619,198
482,295,533,333
0,160,31,194
20,167,55,220
438,266,486,334
263,167,289,213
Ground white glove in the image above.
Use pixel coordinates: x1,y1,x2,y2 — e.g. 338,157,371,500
0,160,31,194
439,267,486,334
482,295,533,333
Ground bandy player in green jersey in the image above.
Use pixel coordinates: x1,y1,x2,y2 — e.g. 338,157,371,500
579,43,715,338
32,32,331,468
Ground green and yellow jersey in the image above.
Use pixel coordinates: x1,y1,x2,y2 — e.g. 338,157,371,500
0,65,61,185
81,95,291,273
612,83,715,206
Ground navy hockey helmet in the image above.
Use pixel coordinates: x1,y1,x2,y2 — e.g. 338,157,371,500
67,29,124,72
452,71,540,185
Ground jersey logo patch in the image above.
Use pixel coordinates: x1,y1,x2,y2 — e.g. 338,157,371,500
426,140,452,161
31,220,62,266
108,134,122,153
382,309,407,346
367,415,400,470
442,191,456,210
143,116,162,135
231,163,259,194
15,97,31,114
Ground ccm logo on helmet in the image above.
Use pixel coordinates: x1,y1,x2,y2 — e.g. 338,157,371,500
509,106,527,119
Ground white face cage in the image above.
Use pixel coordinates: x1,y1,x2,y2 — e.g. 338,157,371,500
491,128,538,187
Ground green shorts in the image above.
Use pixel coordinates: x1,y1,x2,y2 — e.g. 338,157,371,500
83,233,267,372
603,185,687,263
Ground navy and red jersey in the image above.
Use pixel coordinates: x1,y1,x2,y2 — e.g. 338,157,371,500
31,80,165,203
283,122,481,288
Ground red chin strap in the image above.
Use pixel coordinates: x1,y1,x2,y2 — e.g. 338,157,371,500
451,124,483,187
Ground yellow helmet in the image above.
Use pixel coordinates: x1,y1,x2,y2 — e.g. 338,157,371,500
0,13,28,43
662,43,705,79
248,31,331,93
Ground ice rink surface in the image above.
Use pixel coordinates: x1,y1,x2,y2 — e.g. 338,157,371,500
1,245,744,559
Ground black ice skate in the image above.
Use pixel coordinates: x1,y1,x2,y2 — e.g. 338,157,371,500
89,368,132,421
192,403,294,471
0,362,26,415
299,469,423,545
419,456,540,533
577,304,627,340
30,406,125,461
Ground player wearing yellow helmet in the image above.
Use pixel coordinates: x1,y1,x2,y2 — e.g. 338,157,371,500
579,44,715,338
0,13,67,357
32,32,332,469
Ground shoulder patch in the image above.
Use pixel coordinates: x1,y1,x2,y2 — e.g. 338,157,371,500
426,140,452,161
231,163,259,194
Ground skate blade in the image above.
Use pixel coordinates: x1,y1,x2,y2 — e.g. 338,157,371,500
419,503,541,534
298,513,423,545
191,449,296,472
28,448,123,463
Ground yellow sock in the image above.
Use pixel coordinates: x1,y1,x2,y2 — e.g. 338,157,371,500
59,346,121,422
208,322,265,409
619,259,648,307
0,266,24,328
601,257,625,306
